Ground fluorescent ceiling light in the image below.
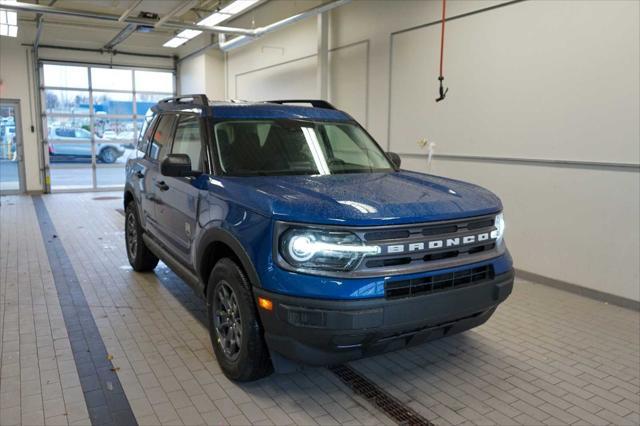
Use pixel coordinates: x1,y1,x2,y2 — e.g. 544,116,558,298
0,18,17,38
219,0,259,15
163,37,188,48
0,23,18,38
197,0,259,27
177,29,202,39
197,12,231,27
0,9,16,25
163,0,259,48
164,29,202,48
0,1,17,38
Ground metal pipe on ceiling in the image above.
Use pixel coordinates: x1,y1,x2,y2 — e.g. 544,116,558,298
22,43,176,59
103,24,138,50
1,1,255,36
218,0,351,51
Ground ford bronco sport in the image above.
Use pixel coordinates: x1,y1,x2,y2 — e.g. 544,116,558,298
124,95,514,381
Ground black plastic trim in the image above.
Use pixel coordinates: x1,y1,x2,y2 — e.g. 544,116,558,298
195,227,262,290
255,270,514,365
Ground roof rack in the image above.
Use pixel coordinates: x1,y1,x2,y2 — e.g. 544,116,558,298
267,99,337,110
158,94,210,107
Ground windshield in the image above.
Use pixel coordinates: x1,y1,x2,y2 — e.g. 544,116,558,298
214,120,394,176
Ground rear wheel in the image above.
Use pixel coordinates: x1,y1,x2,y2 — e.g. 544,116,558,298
125,202,159,271
207,258,272,381
99,147,118,164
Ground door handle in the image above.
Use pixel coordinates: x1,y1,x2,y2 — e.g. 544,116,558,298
155,180,169,191
135,171,145,178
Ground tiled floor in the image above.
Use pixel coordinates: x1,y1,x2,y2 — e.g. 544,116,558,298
1,192,639,426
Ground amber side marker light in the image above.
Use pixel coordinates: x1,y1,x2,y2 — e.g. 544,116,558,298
258,297,273,311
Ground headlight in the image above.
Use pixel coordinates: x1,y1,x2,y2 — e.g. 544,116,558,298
279,228,380,272
493,213,505,242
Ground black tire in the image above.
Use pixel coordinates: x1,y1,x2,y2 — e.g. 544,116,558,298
99,147,118,164
207,258,273,381
125,202,159,272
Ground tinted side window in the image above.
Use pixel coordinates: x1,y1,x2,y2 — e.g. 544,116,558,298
149,115,176,161
137,115,157,157
171,115,202,171
55,128,74,138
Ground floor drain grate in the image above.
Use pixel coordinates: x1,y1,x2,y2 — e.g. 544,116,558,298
330,364,434,426
116,208,125,216
93,196,121,201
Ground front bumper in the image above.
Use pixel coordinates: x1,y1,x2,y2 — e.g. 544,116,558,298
255,270,514,365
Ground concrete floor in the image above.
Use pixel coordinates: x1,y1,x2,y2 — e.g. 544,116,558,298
1,192,639,426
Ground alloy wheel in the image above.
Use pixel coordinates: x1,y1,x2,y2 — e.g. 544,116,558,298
126,211,137,258
213,281,243,360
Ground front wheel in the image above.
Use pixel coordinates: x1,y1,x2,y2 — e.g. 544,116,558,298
125,202,159,271
207,258,272,381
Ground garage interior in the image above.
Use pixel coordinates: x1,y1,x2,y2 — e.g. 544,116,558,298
0,0,639,425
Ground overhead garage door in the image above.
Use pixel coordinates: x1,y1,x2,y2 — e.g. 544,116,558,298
41,62,175,191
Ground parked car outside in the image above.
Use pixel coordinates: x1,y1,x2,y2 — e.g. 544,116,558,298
124,95,514,381
48,127,125,163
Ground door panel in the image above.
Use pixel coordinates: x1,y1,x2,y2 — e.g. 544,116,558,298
154,114,204,265
141,114,177,232
0,101,25,194
155,178,200,265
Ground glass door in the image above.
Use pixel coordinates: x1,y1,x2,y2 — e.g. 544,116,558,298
0,100,25,194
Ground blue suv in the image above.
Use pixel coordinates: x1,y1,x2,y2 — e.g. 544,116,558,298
124,95,513,381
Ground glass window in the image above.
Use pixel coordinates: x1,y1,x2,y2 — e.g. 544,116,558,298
149,115,176,161
137,114,157,157
43,64,89,88
323,124,390,168
172,115,202,171
92,92,133,116
91,68,133,91
135,70,173,93
43,90,90,115
42,63,175,191
214,120,392,176
95,118,136,142
46,116,92,141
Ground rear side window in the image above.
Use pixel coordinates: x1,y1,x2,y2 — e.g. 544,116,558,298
149,114,176,161
55,128,74,138
171,115,202,172
137,114,157,157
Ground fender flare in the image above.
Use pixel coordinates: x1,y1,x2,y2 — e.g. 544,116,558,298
123,184,145,226
196,227,262,290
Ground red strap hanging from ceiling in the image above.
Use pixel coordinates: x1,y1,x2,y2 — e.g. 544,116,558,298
436,0,449,102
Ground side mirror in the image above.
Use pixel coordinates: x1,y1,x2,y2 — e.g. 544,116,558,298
387,152,401,168
161,154,192,177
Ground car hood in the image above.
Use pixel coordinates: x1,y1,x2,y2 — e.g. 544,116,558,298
208,171,502,226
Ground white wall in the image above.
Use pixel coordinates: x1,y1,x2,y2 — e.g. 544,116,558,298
178,50,225,99
224,0,639,302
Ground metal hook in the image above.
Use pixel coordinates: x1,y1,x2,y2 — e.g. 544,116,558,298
436,76,448,102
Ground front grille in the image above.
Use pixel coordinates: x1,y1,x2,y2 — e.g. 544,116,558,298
385,265,494,299
353,214,501,277
363,216,494,243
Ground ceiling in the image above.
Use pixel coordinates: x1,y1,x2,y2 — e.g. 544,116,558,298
10,0,261,54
